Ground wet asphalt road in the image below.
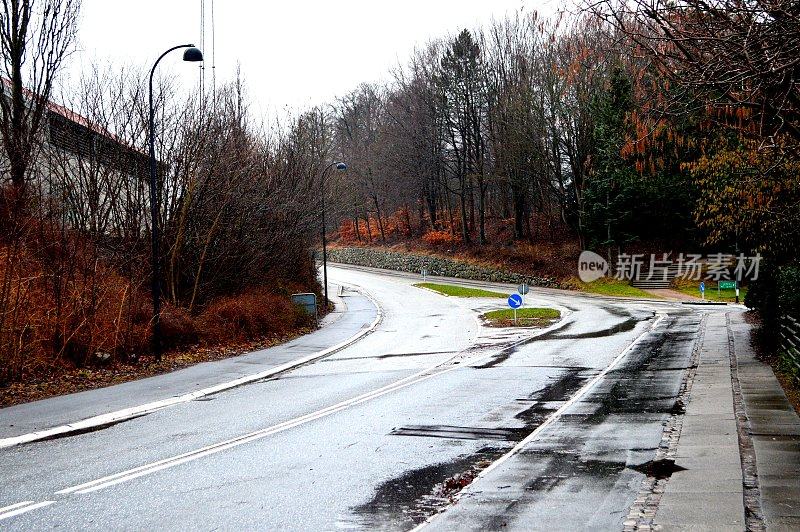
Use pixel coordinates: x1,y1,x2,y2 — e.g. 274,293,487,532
0,266,718,530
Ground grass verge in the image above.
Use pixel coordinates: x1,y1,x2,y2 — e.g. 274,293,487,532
672,279,748,303
414,282,507,298
565,277,656,298
481,307,560,328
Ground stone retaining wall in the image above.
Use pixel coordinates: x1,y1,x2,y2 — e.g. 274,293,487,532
327,247,560,288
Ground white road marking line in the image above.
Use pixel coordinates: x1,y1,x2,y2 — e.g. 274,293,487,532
0,501,55,521
411,312,666,531
58,366,449,495
0,288,384,451
0,501,37,514
58,316,570,496
475,313,664,478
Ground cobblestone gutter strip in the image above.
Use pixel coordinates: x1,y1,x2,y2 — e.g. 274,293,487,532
623,315,706,532
727,313,767,531
327,247,560,288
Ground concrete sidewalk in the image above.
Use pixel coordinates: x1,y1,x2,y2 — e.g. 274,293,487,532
653,312,745,529
422,306,800,530
654,311,800,530
0,284,378,441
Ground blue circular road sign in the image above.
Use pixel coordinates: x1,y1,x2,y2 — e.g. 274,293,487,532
508,294,523,309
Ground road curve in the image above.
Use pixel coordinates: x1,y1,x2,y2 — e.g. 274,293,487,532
0,265,709,530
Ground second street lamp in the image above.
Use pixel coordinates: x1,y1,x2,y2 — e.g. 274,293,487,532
148,44,203,361
321,161,347,308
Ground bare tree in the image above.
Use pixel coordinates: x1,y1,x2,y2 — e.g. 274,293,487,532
592,0,800,144
335,84,391,243
385,43,448,231
0,0,81,199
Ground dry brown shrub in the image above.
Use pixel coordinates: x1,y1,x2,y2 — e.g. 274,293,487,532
422,230,462,246
0,237,149,384
196,288,312,345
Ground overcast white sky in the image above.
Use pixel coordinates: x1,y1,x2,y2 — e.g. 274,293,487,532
70,0,556,118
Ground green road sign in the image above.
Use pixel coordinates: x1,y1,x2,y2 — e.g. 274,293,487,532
719,281,737,289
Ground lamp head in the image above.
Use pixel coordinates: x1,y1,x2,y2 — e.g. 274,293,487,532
183,47,204,62
335,162,348,171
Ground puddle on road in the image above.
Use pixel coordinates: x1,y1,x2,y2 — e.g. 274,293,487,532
540,317,639,340
473,312,648,370
599,304,636,319
346,447,506,530
522,453,627,492
515,368,590,424
629,458,686,479
348,367,593,528
471,321,574,369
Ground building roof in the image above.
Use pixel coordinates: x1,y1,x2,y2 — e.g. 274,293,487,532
2,76,152,176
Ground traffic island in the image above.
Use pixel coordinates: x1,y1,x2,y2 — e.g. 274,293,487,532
413,282,506,298
480,308,560,328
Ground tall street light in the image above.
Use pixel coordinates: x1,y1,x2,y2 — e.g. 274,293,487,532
321,162,347,308
148,44,203,361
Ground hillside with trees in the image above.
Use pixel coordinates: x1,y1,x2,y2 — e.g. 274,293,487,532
319,4,799,329
1,0,798,399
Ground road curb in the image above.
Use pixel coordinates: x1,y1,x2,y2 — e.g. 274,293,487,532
0,288,384,450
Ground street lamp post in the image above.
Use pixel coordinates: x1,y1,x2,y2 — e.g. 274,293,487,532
321,162,347,308
148,44,203,361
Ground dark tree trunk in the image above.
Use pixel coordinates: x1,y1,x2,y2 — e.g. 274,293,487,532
478,178,487,244
353,216,361,242
426,190,437,229
512,178,526,240
372,195,386,243
364,211,373,242
459,188,471,244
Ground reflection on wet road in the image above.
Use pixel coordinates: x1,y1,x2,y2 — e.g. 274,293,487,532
429,311,703,530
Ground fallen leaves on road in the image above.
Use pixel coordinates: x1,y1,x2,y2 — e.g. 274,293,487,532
436,458,494,502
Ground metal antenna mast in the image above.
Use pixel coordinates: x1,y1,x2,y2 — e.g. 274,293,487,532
199,0,205,96
211,0,216,94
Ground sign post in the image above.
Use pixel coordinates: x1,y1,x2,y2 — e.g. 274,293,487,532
508,294,523,325
517,283,529,306
736,265,742,304
421,267,428,282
